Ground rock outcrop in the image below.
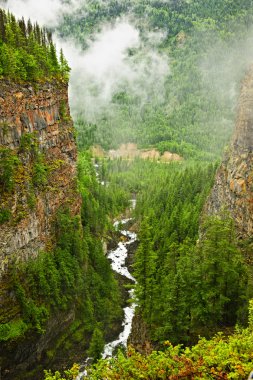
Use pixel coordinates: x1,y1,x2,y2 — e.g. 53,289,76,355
0,79,82,378
205,67,253,239
0,79,81,275
91,143,182,161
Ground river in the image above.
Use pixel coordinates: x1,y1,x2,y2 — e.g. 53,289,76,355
102,217,137,358
76,200,137,379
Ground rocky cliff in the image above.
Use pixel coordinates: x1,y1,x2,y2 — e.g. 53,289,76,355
205,67,253,239
0,79,81,274
0,79,81,378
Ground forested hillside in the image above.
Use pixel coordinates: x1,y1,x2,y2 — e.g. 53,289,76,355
98,158,250,346
59,0,253,160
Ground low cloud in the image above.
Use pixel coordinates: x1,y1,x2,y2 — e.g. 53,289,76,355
201,31,253,109
61,20,170,121
0,0,81,26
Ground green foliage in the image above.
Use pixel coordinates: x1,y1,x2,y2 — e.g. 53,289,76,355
192,215,248,330
0,207,11,224
59,100,70,123
59,48,71,81
0,319,28,342
248,299,253,331
2,1,253,374
0,132,52,225
0,8,70,81
78,152,130,234
32,159,49,187
19,132,38,153
19,132,50,187
14,280,49,333
88,318,253,379
4,153,122,368
76,119,97,150
88,326,105,362
0,147,19,192
101,158,249,344
133,218,157,322
44,364,79,380
12,210,80,330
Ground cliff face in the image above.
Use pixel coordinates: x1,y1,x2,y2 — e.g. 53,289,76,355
205,67,253,239
0,79,82,378
0,79,81,275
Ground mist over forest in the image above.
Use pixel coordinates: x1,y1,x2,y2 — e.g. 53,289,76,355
3,0,253,155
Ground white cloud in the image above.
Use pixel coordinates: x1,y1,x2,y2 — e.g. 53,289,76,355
60,21,170,121
0,0,81,26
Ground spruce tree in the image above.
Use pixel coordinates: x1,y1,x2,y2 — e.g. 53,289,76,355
133,217,157,324
193,215,248,329
88,326,105,362
59,48,71,79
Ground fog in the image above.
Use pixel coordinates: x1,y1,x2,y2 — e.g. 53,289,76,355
201,33,253,107
0,0,81,26
1,0,170,130
63,21,170,121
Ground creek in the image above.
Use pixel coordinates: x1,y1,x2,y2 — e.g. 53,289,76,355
102,216,137,358
77,199,137,379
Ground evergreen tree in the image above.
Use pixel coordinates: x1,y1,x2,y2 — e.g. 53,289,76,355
192,215,248,330
49,42,59,73
0,9,6,42
133,217,157,323
59,48,71,80
0,8,69,81
88,326,105,362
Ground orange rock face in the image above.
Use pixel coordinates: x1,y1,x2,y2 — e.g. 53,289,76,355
0,79,81,275
205,67,253,239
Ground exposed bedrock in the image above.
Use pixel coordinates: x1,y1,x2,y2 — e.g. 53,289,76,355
205,67,253,239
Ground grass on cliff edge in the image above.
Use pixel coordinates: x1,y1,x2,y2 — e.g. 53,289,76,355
44,300,253,380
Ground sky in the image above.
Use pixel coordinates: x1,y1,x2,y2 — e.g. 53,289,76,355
0,0,81,26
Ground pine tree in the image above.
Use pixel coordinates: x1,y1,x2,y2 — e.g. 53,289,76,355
0,9,69,81
88,326,105,362
133,217,157,324
18,17,27,40
59,48,71,80
193,215,248,329
49,42,59,73
0,9,6,42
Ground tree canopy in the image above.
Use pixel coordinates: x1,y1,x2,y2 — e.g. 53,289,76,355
0,8,70,81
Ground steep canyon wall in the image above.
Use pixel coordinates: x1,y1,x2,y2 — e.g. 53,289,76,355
0,79,81,274
205,67,253,239
0,79,81,378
